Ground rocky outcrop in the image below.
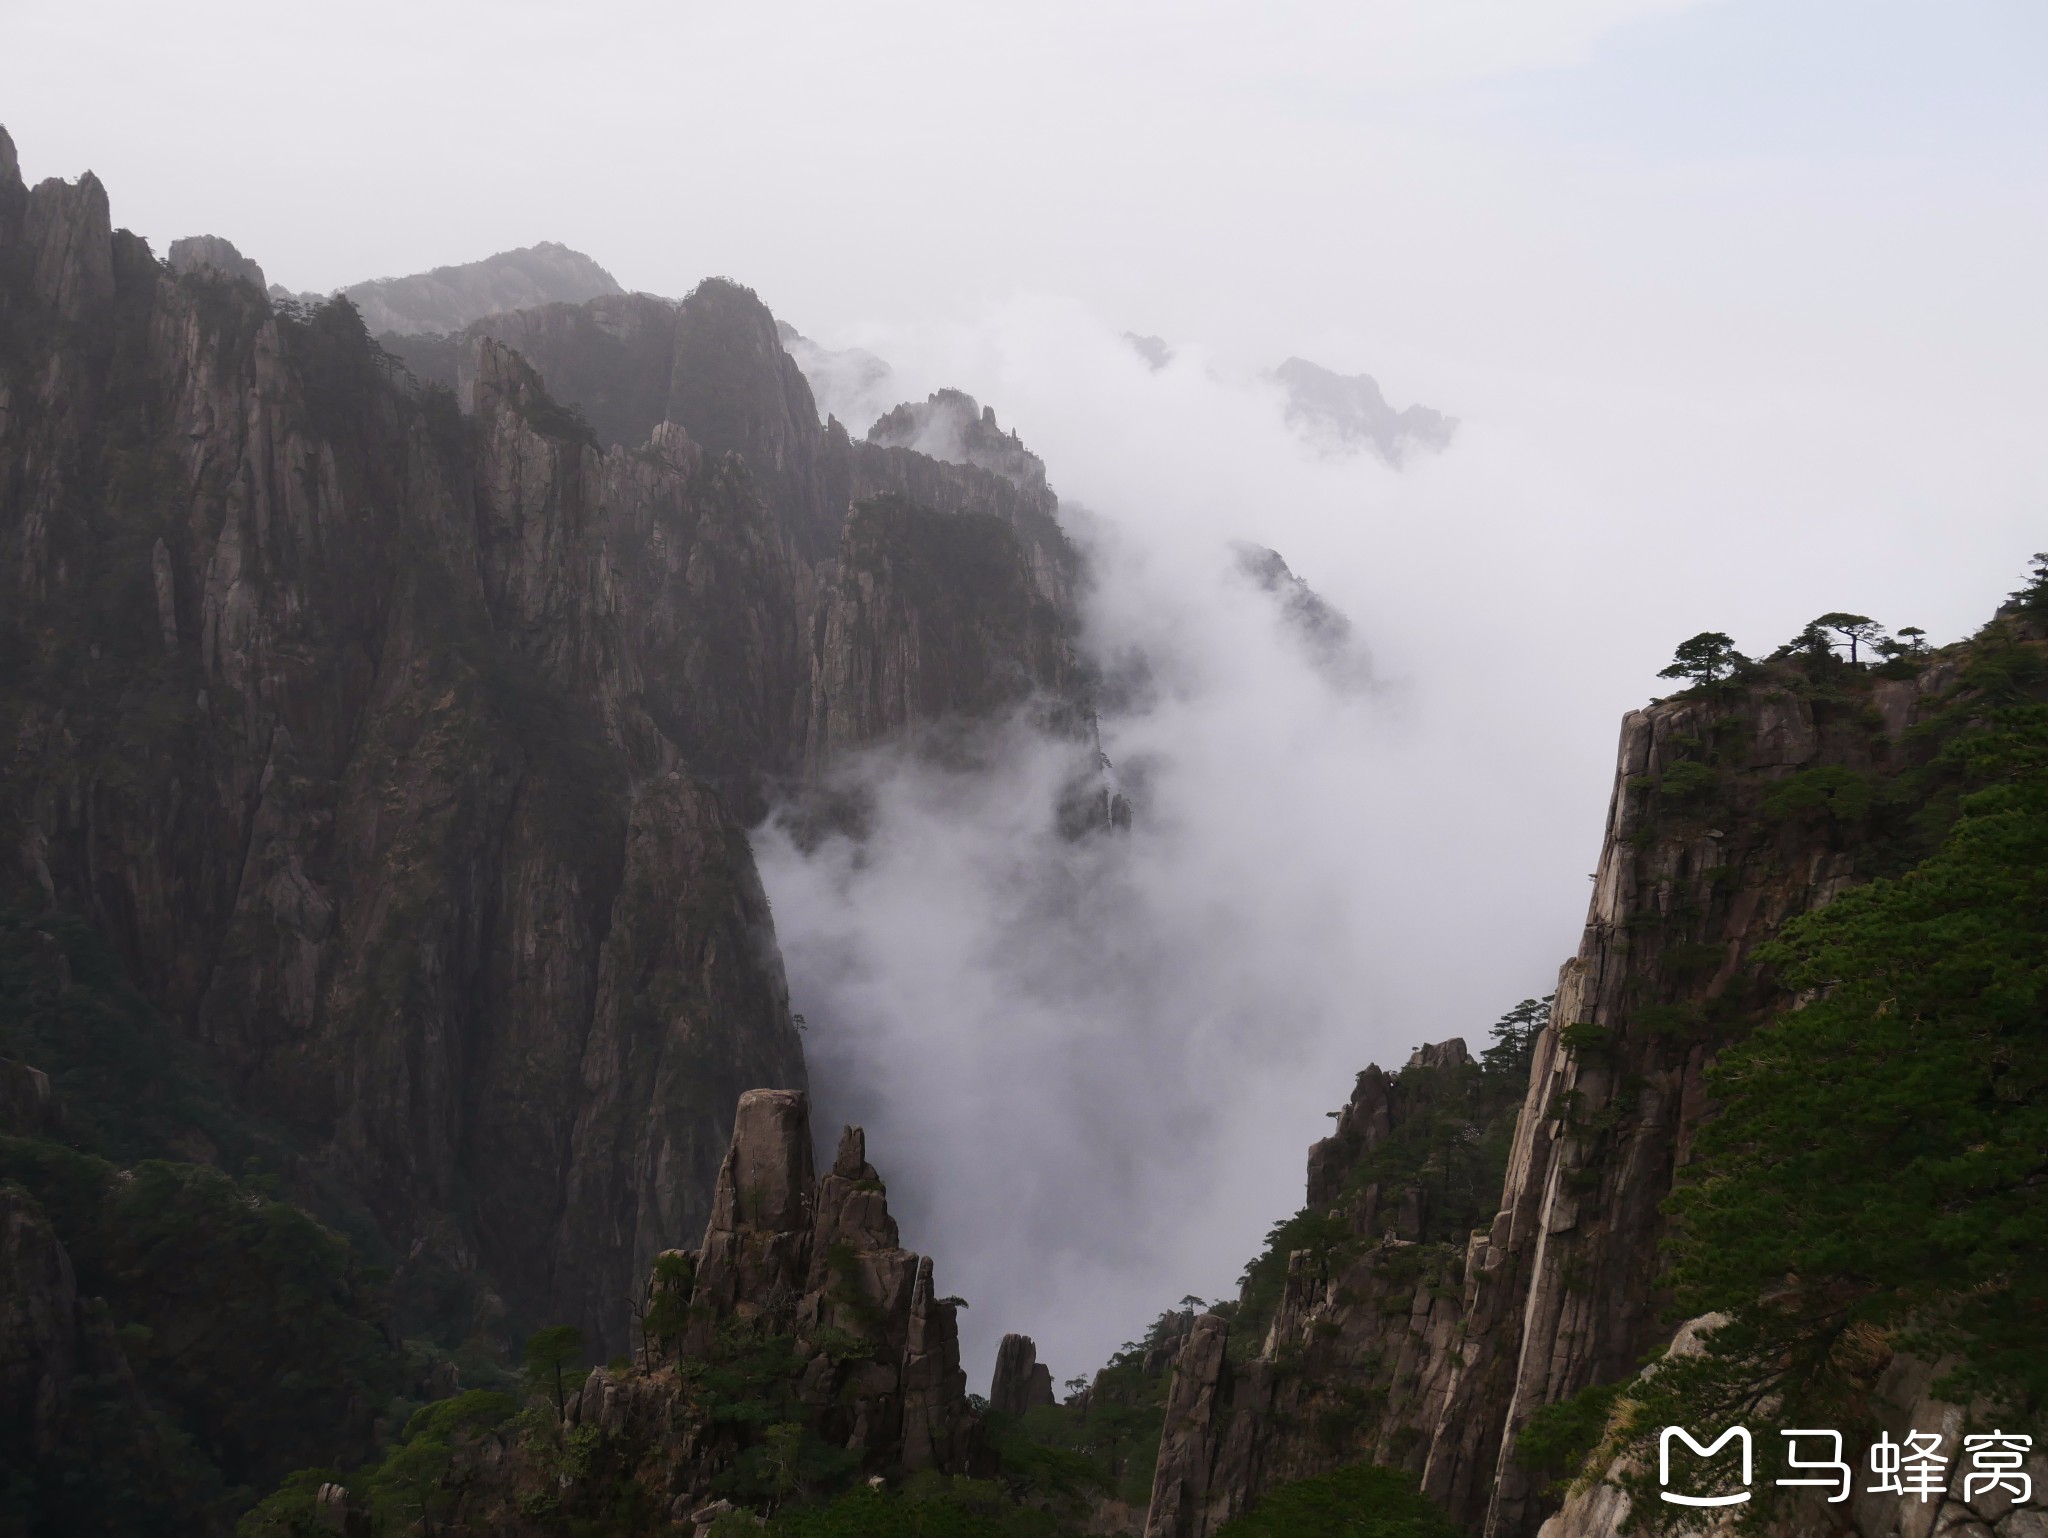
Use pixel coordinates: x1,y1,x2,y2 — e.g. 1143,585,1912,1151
446,282,1081,782
685,1092,980,1475
415,1091,985,1529
167,234,266,290
0,1184,84,1462
991,1333,1056,1418
868,389,1050,498
1144,648,1985,1538
1142,1039,1506,1538
0,1058,59,1137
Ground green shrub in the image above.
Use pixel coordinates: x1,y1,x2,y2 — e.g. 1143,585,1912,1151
766,1476,1058,1537
1512,1381,1623,1494
1759,764,1874,824
1212,1463,1461,1538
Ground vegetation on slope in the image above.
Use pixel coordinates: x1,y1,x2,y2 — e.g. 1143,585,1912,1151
1587,568,2048,1527
1210,1463,1463,1538
0,905,418,1535
1225,995,1547,1358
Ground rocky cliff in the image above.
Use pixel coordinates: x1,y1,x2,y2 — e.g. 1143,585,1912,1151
0,125,1090,1407
381,284,1084,788
1142,620,2032,1538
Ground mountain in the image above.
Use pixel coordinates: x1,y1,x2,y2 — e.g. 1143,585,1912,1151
277,240,625,335
0,126,1095,1533
1272,356,1456,465
6,121,2038,1538
1136,604,2048,1538
310,589,2046,1538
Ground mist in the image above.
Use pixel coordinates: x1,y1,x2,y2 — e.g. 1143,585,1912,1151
749,285,2048,1384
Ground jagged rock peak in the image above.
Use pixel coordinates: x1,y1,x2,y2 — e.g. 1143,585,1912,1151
867,388,1050,495
1406,1037,1470,1071
833,1123,873,1179
989,1333,1056,1417
1233,542,1373,691
1305,1062,1395,1211
1272,355,1456,466
713,1088,817,1234
334,240,623,335
21,165,113,323
674,1091,982,1478
166,234,265,290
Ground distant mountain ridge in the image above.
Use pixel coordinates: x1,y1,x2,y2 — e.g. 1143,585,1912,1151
273,240,625,334
1272,355,1456,466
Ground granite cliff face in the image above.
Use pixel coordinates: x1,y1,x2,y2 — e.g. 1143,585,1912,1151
380,285,1082,791
1142,634,2015,1538
0,127,1088,1404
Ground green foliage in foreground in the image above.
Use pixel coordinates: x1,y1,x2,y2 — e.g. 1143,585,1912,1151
984,1304,1192,1512
237,1391,523,1538
1212,1463,1463,1538
757,1475,1058,1538
1616,696,2048,1529
0,901,409,1535
1512,1380,1622,1496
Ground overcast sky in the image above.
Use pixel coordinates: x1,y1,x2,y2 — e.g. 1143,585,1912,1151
7,1,2046,1376
7,0,2043,640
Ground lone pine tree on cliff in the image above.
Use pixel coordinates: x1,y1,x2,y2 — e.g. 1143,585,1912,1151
1658,631,1747,689
523,1324,586,1419
1812,611,1885,663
